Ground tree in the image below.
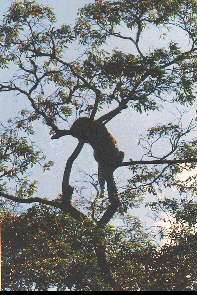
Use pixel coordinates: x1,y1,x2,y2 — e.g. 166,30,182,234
0,0,196,291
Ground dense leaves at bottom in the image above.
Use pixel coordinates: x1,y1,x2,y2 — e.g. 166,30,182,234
2,205,197,291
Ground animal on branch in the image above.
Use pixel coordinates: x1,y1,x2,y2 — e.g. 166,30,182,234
52,102,127,211
70,117,124,194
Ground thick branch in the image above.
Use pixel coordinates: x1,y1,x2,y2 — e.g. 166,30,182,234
0,192,58,207
120,158,197,167
0,191,87,223
61,141,84,204
90,91,102,120
51,129,71,139
97,101,128,124
94,237,123,291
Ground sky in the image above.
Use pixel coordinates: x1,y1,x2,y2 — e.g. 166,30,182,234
0,0,196,227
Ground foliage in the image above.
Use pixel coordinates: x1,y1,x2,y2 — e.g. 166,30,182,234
2,205,196,291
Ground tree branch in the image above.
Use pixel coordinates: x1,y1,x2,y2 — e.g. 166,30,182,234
0,191,88,223
0,82,59,132
120,158,197,167
61,141,84,204
0,192,57,207
90,90,102,120
51,129,71,139
96,100,128,124
94,236,123,291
